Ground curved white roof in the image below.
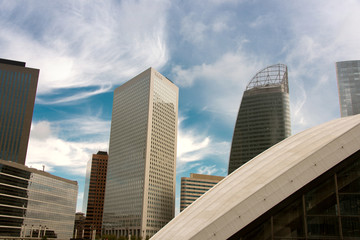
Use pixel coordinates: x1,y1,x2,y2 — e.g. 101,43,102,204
151,115,360,240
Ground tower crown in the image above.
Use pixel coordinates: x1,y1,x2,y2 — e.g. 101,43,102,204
246,63,288,93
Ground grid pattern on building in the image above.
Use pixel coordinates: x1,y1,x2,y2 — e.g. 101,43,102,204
84,151,108,239
336,60,360,117
0,159,78,239
228,64,291,174
180,174,224,212
0,59,39,164
103,68,178,238
231,151,360,239
145,73,177,236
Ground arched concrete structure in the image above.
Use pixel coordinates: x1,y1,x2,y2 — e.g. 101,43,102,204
151,115,360,239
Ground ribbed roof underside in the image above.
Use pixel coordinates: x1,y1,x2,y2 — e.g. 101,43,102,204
151,114,360,240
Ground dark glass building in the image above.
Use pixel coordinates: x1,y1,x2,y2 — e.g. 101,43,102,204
83,151,108,239
228,64,291,174
336,60,360,117
0,58,39,164
0,159,78,239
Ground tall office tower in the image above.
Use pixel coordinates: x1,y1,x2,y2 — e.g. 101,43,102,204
83,151,108,239
228,64,291,174
0,58,39,164
336,60,360,117
103,68,178,238
180,173,224,212
0,159,78,239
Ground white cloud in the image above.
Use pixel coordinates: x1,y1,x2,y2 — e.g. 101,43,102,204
0,0,170,101
26,121,108,175
172,51,263,122
176,117,230,165
197,165,217,175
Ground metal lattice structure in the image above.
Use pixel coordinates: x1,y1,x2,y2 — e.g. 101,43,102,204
246,64,288,92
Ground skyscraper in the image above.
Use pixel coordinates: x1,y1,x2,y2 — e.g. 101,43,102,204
228,64,291,174
336,60,360,117
103,68,178,238
180,173,224,212
83,151,108,239
0,58,39,164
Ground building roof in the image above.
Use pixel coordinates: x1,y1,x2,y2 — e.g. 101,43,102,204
0,159,78,185
152,114,360,240
246,63,288,92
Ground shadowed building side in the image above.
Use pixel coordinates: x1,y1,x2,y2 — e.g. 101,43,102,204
0,58,39,165
228,64,291,174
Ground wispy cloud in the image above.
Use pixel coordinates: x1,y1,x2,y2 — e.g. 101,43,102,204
0,0,170,102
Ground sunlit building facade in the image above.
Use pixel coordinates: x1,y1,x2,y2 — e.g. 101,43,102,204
0,159,78,239
228,64,291,174
152,115,360,240
336,60,360,117
0,58,39,164
103,68,178,238
180,173,224,212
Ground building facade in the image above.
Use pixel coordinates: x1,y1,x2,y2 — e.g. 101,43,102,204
73,212,86,239
83,151,108,239
151,114,360,240
0,159,78,239
0,59,39,165
336,60,360,117
228,63,291,174
180,173,224,212
103,68,178,238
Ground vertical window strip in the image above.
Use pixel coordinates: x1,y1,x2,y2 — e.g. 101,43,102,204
3,71,15,160
8,71,19,161
11,72,23,162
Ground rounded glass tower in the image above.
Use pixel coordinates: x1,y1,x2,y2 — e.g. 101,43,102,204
228,64,291,174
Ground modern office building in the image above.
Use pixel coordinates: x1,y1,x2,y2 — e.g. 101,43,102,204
0,58,39,165
0,159,78,239
180,173,224,212
103,68,178,238
228,63,291,174
83,151,108,239
336,60,360,117
152,114,360,240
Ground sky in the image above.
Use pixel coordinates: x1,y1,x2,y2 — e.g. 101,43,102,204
1,0,360,214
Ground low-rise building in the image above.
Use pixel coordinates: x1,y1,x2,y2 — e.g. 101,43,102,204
0,159,78,239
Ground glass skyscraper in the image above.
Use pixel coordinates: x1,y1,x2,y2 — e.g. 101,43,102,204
103,68,178,238
336,60,360,117
228,64,291,174
0,58,39,164
0,159,78,239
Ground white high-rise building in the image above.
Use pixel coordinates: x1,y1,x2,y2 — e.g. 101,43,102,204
103,68,178,238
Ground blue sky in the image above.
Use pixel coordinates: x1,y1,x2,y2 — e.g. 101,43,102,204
1,0,360,213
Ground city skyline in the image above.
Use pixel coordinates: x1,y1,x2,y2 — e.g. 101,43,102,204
0,1,359,213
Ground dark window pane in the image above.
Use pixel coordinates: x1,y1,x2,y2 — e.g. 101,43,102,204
307,216,340,238
339,194,360,215
242,219,272,240
342,216,360,237
337,160,360,193
305,177,337,215
273,198,305,237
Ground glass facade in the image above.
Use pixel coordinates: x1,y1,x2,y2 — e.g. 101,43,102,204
228,64,291,174
0,59,39,165
103,68,178,238
230,151,360,240
0,159,78,239
336,60,360,117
